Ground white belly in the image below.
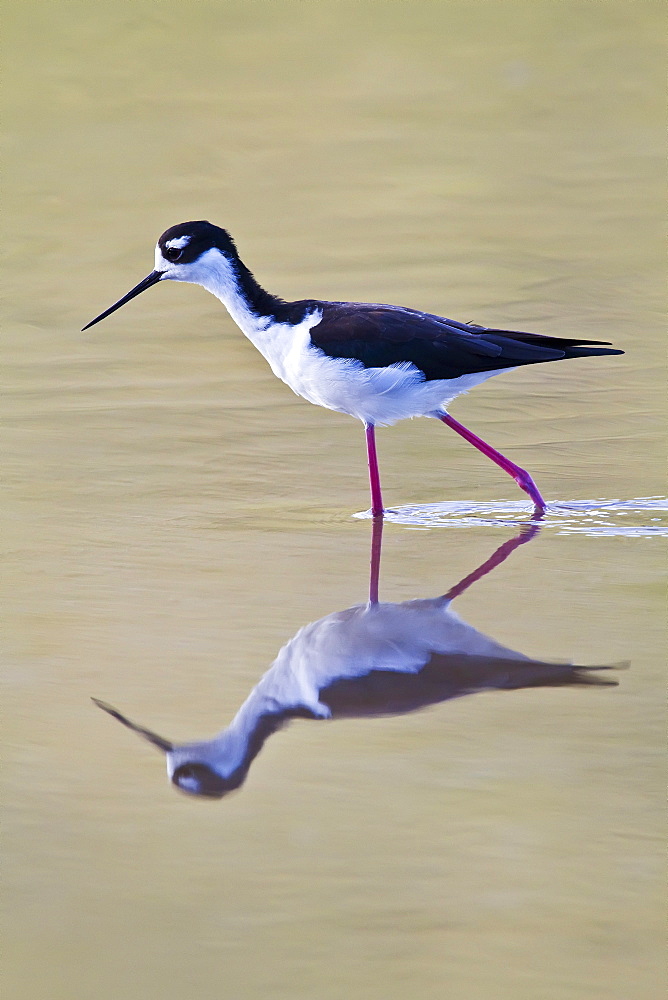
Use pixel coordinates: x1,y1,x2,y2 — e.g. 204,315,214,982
247,312,510,427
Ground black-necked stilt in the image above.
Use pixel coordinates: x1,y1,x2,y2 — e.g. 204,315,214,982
93,522,619,799
83,221,624,516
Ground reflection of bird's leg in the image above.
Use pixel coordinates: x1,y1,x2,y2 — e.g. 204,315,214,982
369,515,384,604
442,519,542,602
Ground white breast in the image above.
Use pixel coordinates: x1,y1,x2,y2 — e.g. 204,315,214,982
247,315,510,427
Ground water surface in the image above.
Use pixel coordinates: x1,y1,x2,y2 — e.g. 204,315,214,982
4,3,665,999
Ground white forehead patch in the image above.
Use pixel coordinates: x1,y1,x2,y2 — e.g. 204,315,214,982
165,236,191,250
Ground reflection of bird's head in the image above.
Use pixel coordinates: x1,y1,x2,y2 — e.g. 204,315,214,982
92,698,257,800
169,761,242,799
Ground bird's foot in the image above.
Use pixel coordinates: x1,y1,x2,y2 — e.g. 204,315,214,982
509,466,547,513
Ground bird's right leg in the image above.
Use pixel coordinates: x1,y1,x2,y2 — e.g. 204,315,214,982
365,423,385,518
438,412,547,513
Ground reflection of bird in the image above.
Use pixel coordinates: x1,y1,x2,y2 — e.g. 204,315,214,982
93,521,619,799
83,221,623,515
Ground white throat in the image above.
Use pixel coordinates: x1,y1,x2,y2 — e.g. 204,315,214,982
160,246,270,340
156,244,323,395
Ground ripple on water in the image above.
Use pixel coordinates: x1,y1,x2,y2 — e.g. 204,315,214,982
354,497,668,537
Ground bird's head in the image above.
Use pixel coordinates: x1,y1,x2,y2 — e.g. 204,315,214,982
82,221,240,331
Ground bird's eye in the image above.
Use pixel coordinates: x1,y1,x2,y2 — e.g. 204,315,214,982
164,246,183,262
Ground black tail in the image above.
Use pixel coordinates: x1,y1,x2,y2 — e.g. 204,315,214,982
497,659,628,689
483,329,624,360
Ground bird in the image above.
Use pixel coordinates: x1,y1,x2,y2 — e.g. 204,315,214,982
92,520,620,799
83,221,624,516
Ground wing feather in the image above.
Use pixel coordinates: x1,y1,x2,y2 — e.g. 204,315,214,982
306,303,621,381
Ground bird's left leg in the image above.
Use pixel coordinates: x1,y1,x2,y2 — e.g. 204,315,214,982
365,422,385,517
438,412,547,512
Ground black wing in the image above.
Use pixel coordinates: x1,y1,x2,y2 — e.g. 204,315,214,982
319,653,618,719
306,302,623,381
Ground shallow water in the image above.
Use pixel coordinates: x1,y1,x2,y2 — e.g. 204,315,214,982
4,3,665,999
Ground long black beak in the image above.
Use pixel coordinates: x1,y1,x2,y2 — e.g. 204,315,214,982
92,697,174,752
82,270,164,331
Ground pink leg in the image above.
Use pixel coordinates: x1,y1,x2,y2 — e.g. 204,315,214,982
365,423,384,517
439,412,546,512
